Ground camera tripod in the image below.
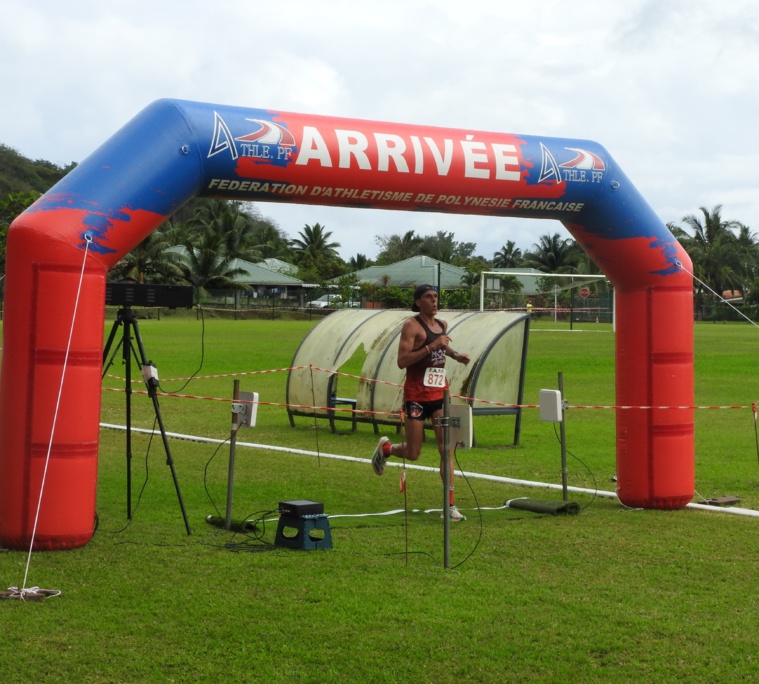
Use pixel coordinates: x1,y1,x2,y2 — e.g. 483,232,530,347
102,306,191,535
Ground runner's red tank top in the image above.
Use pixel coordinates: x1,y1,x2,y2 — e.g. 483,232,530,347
404,316,448,402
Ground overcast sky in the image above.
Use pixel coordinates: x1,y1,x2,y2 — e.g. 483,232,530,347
3,0,757,261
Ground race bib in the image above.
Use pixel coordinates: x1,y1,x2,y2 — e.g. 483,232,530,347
423,367,446,388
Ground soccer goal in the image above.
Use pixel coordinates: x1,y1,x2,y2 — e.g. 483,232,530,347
478,270,613,324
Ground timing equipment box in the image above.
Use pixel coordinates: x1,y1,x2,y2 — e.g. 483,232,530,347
539,389,564,423
448,404,473,449
279,500,324,517
105,282,194,309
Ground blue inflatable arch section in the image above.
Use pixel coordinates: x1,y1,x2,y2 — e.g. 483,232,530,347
0,99,694,549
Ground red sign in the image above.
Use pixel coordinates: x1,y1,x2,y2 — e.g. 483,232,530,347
579,287,590,298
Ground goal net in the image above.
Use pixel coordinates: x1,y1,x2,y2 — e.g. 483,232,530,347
478,270,613,323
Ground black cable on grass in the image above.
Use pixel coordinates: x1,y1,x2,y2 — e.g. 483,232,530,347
222,509,280,553
110,510,280,554
239,508,278,539
450,443,484,571
387,416,483,570
202,442,280,545
552,423,598,511
157,305,206,395
99,415,157,535
203,436,231,518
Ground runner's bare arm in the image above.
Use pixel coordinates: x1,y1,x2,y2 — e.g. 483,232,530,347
397,319,452,369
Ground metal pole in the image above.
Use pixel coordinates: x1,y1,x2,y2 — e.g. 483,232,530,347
558,372,568,502
442,389,451,569
570,277,574,331
225,379,240,531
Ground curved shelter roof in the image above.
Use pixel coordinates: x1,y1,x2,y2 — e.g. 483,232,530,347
286,309,530,441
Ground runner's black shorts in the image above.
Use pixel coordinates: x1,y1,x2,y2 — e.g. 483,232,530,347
403,399,444,422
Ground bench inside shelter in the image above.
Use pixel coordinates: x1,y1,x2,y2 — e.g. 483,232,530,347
326,373,357,433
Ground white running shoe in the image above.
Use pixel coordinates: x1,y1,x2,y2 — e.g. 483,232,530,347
442,505,466,521
371,437,389,475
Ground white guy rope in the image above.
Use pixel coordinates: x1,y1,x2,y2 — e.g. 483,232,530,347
677,260,759,329
19,235,94,598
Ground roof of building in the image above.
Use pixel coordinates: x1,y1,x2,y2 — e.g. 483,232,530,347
260,258,299,277
167,246,304,286
229,258,304,286
339,255,467,289
483,267,547,295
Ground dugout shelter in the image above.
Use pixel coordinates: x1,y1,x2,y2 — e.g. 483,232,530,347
286,309,530,445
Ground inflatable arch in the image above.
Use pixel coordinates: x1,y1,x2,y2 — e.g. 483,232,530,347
0,99,694,550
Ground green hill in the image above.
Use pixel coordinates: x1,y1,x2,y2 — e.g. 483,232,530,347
0,144,75,196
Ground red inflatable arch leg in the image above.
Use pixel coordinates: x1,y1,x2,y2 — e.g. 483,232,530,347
615,286,695,509
0,228,108,549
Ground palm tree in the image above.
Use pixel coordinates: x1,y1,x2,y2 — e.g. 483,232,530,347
289,223,341,262
420,231,466,263
375,230,424,265
250,222,292,260
348,253,372,271
492,240,523,268
460,268,481,289
735,224,759,294
522,233,579,273
109,227,183,284
187,197,230,226
288,223,345,283
679,205,744,298
188,199,264,261
176,229,250,303
457,267,484,308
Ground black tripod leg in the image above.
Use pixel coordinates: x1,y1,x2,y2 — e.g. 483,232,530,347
146,389,192,536
130,318,192,536
123,317,134,520
102,311,133,520
102,316,123,374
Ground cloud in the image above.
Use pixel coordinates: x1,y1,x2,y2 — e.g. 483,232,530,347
2,0,757,260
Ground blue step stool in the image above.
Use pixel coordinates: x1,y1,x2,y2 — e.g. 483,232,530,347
275,513,333,551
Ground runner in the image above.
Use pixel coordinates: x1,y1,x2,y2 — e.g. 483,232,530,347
371,284,471,521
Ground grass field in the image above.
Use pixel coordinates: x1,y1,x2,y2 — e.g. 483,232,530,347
2,313,759,682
